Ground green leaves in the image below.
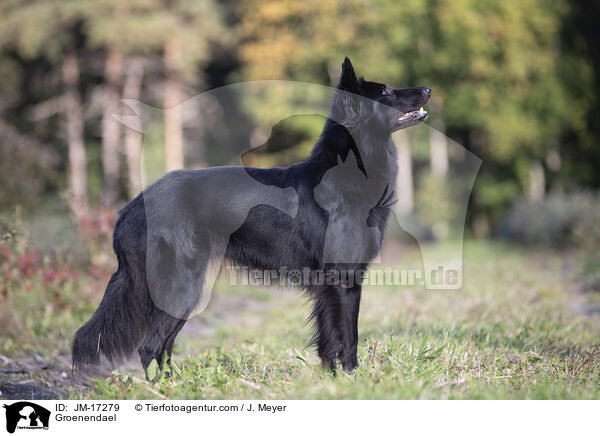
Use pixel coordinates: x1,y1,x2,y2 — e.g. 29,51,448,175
145,359,160,381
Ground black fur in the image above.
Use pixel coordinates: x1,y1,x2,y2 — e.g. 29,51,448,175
72,57,431,374
72,195,154,368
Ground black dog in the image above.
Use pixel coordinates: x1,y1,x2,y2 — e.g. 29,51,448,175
72,57,430,374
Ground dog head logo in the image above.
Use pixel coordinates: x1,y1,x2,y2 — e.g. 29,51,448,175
2,402,50,434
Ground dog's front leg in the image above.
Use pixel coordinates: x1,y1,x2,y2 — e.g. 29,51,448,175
311,284,343,372
311,281,362,373
338,284,361,372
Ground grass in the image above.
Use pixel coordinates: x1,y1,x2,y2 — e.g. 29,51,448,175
74,241,600,400
2,213,599,399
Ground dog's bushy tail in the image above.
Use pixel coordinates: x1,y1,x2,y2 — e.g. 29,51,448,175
72,195,153,369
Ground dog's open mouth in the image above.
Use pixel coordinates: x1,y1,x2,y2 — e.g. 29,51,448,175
399,107,428,121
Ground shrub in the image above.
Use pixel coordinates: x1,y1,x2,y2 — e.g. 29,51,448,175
500,192,600,249
0,212,102,356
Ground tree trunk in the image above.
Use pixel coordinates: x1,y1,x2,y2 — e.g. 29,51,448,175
528,159,545,200
164,39,184,172
395,130,414,215
62,48,87,218
102,48,122,206
123,57,145,197
429,95,448,178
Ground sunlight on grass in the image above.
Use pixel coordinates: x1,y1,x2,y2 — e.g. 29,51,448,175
74,241,600,400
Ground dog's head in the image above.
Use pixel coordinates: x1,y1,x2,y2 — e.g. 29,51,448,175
334,57,431,132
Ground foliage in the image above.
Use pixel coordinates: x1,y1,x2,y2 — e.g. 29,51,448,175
0,0,599,229
414,174,455,239
237,0,572,157
75,0,229,74
234,0,595,227
0,212,104,357
500,192,600,249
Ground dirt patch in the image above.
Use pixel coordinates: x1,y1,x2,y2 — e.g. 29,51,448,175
0,354,104,400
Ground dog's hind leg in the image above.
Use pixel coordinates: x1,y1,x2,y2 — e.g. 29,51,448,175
138,308,187,375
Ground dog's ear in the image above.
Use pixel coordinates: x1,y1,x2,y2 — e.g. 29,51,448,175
338,57,358,92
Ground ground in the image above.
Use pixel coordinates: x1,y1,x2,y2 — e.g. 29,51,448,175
1,240,599,400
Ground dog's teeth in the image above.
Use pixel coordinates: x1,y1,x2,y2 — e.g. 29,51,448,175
419,107,425,113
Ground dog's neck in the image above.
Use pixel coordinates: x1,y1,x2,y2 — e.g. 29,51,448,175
306,119,398,186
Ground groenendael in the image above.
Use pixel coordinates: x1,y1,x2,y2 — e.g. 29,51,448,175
72,57,431,374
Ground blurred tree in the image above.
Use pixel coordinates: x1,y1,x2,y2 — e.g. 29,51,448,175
122,57,145,197
0,0,599,237
236,0,576,231
558,0,600,189
163,37,184,171
237,0,431,215
101,47,122,205
158,0,228,172
428,0,572,230
0,0,90,216
75,0,154,203
77,0,228,187
62,46,88,216
394,130,414,215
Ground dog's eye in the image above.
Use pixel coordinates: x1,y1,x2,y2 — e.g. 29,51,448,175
382,88,392,96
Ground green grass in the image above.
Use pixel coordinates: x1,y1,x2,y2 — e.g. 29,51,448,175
77,241,600,400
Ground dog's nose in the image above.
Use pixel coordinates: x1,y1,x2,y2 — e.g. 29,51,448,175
423,87,432,95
